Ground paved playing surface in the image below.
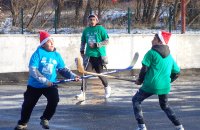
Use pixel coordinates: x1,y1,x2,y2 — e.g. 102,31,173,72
0,74,200,130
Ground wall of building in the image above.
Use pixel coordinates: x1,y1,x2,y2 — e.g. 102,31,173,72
0,34,199,73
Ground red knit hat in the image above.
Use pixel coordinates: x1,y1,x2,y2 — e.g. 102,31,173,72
39,31,51,46
158,31,172,45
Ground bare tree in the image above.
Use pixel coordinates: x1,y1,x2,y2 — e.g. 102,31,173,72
97,0,107,20
10,0,21,26
148,0,158,23
83,0,92,26
135,0,142,21
142,0,148,23
173,0,190,29
75,0,83,24
187,0,200,27
53,0,65,27
153,0,164,23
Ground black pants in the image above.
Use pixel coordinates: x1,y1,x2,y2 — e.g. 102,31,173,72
132,89,181,126
18,86,59,125
81,56,108,91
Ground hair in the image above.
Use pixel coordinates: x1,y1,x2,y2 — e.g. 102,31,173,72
88,14,99,22
155,34,161,42
88,15,95,19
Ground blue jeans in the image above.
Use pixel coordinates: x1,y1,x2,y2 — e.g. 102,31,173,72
132,89,181,126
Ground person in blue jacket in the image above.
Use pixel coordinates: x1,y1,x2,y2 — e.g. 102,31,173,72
15,31,79,130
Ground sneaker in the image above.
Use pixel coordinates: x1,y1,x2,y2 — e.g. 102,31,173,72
75,91,85,101
40,119,49,129
14,124,27,130
135,124,147,130
176,125,184,130
104,86,111,98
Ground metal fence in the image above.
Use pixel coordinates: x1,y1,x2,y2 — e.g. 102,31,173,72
0,3,199,34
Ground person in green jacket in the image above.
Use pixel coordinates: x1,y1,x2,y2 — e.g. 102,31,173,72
75,14,111,101
132,31,184,130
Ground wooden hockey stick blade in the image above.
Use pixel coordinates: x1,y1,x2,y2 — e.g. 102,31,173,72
75,56,85,74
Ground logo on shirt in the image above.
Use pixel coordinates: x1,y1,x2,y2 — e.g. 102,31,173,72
87,32,97,43
41,57,56,75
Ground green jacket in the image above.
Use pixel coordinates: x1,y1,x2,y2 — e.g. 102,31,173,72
81,25,109,57
141,45,180,95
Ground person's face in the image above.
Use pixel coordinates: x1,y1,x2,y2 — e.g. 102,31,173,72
152,34,161,46
42,38,55,52
88,17,98,26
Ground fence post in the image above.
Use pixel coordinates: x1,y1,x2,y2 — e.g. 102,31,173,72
181,0,186,34
90,8,92,15
21,8,24,34
54,8,58,34
168,5,173,33
127,7,131,34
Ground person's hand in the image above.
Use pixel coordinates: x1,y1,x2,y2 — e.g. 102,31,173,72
89,43,96,48
74,76,80,81
81,53,84,58
47,81,53,87
135,79,142,85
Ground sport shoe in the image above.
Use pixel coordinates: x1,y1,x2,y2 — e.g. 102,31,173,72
135,124,147,130
105,86,111,98
75,91,85,101
176,125,184,130
14,124,27,130
40,119,49,129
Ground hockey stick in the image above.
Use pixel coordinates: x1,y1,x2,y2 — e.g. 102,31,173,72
55,52,139,84
75,56,136,82
78,52,139,79
54,79,78,85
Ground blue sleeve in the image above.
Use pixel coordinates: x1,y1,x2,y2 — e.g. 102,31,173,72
29,52,39,68
56,52,77,79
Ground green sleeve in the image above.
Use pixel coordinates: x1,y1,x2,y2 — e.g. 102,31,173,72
171,59,180,73
142,50,153,67
100,26,109,41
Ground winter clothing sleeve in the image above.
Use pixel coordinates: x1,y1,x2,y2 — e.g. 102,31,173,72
170,72,180,83
29,66,50,86
58,67,77,79
96,40,109,48
80,42,86,54
138,64,148,83
170,57,180,83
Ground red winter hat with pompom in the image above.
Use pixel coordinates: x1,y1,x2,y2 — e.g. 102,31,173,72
158,31,172,45
39,31,51,46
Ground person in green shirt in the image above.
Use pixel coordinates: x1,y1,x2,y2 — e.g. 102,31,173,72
75,14,111,101
132,31,184,130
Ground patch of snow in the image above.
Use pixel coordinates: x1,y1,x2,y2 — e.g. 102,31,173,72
0,18,12,34
102,9,127,20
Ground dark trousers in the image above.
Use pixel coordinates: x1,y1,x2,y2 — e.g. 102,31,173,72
81,57,108,91
132,89,181,126
18,86,59,125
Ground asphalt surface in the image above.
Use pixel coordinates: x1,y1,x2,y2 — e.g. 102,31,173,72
0,74,200,130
